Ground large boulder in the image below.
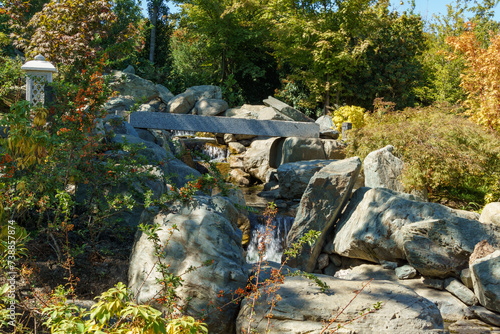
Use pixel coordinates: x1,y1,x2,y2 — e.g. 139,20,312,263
333,188,500,277
364,145,427,200
193,99,229,116
156,84,175,104
277,160,332,200
363,145,404,191
242,137,281,182
236,275,445,334
480,202,500,226
321,139,345,159
223,105,293,121
287,157,361,272
110,71,160,102
277,137,326,166
103,96,136,115
128,200,248,334
185,85,222,100
471,250,500,313
167,92,196,114
263,96,314,122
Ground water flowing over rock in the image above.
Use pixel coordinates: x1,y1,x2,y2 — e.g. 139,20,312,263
236,275,446,334
287,157,361,272
246,214,294,263
333,188,500,277
128,200,247,334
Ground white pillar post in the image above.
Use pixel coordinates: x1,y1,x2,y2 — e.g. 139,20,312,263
21,55,57,106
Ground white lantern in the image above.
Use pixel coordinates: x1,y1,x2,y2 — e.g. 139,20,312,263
21,55,57,106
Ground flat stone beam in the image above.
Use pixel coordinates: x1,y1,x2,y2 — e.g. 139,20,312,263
129,112,320,138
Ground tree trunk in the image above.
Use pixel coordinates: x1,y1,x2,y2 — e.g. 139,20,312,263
149,6,158,63
324,74,330,115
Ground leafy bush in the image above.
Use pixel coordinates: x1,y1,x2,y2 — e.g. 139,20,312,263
347,105,500,207
332,105,367,136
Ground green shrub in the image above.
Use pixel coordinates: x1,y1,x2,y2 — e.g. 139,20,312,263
347,105,500,207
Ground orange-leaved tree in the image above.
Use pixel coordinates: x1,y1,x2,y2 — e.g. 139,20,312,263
447,22,500,132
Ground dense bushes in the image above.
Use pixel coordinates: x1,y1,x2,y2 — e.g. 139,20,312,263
347,105,500,207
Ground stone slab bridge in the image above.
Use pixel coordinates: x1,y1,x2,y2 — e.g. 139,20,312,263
128,112,320,138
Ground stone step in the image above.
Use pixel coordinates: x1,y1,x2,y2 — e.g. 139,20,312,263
128,112,319,138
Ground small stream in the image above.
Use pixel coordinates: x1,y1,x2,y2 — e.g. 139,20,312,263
245,214,295,263
170,131,294,264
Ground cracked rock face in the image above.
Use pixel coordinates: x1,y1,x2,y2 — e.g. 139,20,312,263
236,275,446,334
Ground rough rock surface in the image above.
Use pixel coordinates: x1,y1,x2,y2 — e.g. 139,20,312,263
471,250,500,313
236,275,446,334
243,137,281,182
128,201,247,334
263,96,314,122
363,145,404,191
480,202,500,226
277,137,326,166
167,92,196,114
185,85,222,100
444,277,478,306
321,139,345,159
193,98,229,116
287,157,361,272
277,160,332,200
332,188,500,277
110,71,160,102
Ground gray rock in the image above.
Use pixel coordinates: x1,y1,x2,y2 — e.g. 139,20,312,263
468,305,500,327
277,160,332,200
444,277,479,306
193,99,229,116
461,268,474,289
263,96,314,122
110,71,159,102
329,254,342,267
236,275,445,333
135,129,158,143
155,84,174,104
363,145,404,191
395,265,418,279
320,129,340,139
137,104,155,112
167,92,196,114
480,202,500,226
229,169,251,186
321,139,345,159
315,115,335,131
243,137,281,183
103,115,139,137
122,65,135,74
228,142,245,154
185,85,222,100
334,264,397,281
380,260,398,270
103,96,136,114
317,253,329,270
333,188,500,277
471,250,500,313
422,278,445,290
277,137,326,166
128,202,247,334
364,145,428,201
287,157,361,272
323,263,338,276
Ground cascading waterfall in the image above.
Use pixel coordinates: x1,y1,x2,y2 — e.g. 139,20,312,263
170,130,197,137
200,144,229,162
245,214,295,263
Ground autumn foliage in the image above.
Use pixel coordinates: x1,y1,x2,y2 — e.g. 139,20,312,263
447,22,500,132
